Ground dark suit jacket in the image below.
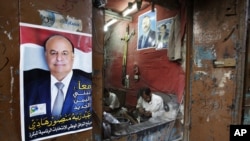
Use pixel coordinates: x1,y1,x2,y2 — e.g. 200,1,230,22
156,32,169,48
138,29,156,49
24,70,92,140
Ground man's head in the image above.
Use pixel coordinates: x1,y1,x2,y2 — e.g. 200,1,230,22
140,87,152,103
44,35,74,81
160,24,167,32
104,88,110,98
142,16,151,34
159,24,167,36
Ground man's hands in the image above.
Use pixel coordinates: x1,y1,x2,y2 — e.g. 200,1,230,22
138,107,145,114
104,106,112,112
138,107,152,117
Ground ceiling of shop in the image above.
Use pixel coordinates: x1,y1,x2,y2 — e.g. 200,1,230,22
104,0,152,23
93,0,180,30
105,0,135,13
105,0,150,13
103,0,181,13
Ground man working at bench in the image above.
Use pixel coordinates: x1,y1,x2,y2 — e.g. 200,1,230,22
136,87,165,122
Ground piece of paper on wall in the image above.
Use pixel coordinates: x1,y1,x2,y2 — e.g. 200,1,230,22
38,10,82,32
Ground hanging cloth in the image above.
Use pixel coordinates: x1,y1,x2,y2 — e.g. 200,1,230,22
168,13,182,61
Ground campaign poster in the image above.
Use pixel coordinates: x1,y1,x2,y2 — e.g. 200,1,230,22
137,10,157,50
19,22,92,140
155,18,173,50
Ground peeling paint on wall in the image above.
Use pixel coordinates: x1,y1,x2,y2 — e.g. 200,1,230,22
4,31,13,40
218,70,231,88
94,134,101,141
196,30,222,44
194,71,208,80
9,66,14,103
194,46,216,67
212,89,225,96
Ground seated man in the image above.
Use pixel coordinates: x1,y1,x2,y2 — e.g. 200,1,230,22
136,87,165,122
103,88,120,113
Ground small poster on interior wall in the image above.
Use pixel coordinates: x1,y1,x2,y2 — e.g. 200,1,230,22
137,9,157,50
38,10,83,32
19,22,92,141
155,18,173,50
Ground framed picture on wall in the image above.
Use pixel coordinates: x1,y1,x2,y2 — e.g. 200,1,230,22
155,18,173,50
137,9,157,50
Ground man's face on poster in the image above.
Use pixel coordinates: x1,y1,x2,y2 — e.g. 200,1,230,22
45,35,74,80
159,24,166,35
142,16,151,34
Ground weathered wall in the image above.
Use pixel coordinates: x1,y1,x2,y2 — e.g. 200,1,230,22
0,0,20,140
187,0,248,141
92,6,105,141
243,21,250,124
0,0,104,140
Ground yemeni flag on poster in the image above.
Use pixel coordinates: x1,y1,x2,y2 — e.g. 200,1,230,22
19,22,92,141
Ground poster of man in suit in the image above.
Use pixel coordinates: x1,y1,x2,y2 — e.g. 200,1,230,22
155,18,173,50
19,23,92,141
137,10,157,50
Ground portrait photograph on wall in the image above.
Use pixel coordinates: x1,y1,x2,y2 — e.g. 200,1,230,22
137,9,157,50
19,23,92,141
155,18,173,50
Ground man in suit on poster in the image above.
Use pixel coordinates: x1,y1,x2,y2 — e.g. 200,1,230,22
156,24,169,49
24,35,92,139
138,15,156,49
